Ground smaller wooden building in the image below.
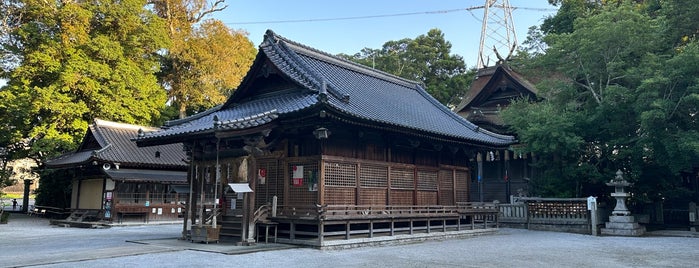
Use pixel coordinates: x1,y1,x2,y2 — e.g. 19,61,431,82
44,119,187,223
454,64,539,203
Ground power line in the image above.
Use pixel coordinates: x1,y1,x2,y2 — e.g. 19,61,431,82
223,6,556,25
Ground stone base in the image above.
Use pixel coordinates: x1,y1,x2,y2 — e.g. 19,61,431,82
609,215,636,222
601,215,646,237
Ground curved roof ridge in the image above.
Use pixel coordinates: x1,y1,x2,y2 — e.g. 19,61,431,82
94,118,158,132
164,105,222,127
219,109,278,126
264,29,421,90
262,30,324,91
411,85,515,142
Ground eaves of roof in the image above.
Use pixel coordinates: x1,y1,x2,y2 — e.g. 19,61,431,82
45,119,187,169
136,30,515,147
136,90,318,145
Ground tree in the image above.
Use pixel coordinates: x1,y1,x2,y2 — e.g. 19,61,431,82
0,0,170,162
541,0,600,35
503,1,699,201
340,29,471,107
151,0,256,118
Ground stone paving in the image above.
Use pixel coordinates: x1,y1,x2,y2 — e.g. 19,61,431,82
1,212,699,268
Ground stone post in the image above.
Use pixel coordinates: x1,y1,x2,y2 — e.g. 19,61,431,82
689,202,697,232
587,196,598,236
22,179,33,213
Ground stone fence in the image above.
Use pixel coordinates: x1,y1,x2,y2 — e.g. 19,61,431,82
499,197,606,234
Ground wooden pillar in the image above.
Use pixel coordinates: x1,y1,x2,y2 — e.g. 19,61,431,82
244,155,257,243
319,158,326,206
355,162,360,206
345,222,351,240
290,222,296,241
182,160,194,240
477,153,484,203
387,166,392,206
190,165,199,229
318,221,325,244
413,167,417,206
504,150,511,203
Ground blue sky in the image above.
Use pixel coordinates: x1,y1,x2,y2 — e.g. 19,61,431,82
214,0,558,68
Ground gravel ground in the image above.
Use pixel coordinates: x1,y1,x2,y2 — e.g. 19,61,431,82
1,213,698,268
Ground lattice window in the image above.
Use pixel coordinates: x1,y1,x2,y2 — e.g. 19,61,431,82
255,158,284,207
390,189,413,205
416,169,438,191
416,191,438,205
439,169,455,205
455,169,470,202
390,167,414,189
324,187,356,205
360,164,388,188
324,161,357,187
287,160,319,206
359,188,387,206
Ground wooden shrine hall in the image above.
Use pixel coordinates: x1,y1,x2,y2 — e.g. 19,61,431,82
44,119,187,224
135,30,515,247
454,64,540,203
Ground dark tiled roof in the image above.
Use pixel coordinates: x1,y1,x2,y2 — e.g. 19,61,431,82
104,168,186,183
45,119,186,169
137,90,314,142
454,64,538,113
137,30,515,147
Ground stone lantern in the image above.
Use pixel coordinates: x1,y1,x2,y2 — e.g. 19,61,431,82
601,170,646,236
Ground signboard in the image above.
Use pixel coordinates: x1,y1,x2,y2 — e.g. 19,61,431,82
292,165,304,187
587,196,597,211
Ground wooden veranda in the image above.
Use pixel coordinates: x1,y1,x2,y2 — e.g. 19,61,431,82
264,202,499,247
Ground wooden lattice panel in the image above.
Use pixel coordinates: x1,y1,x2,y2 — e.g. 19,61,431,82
324,186,356,205
359,164,388,188
287,160,319,207
416,191,438,205
390,189,413,205
439,169,455,205
255,158,284,207
455,169,470,203
416,169,438,191
358,188,387,206
390,167,414,190
324,161,357,187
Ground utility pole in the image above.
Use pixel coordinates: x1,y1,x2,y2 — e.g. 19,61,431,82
477,0,517,69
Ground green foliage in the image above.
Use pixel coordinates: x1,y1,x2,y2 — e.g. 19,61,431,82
34,169,72,208
508,0,699,200
542,0,600,35
0,0,170,161
152,1,257,119
340,29,471,107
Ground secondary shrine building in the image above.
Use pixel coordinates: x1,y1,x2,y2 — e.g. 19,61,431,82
453,64,540,203
136,30,515,247
44,119,187,223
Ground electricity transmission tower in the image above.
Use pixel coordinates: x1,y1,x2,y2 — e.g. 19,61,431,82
477,0,517,69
